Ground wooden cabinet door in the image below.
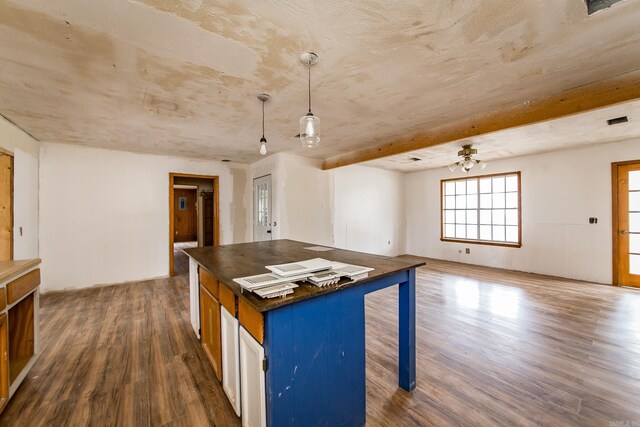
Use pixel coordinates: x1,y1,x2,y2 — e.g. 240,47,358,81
0,313,9,413
221,306,241,417
200,285,222,381
239,326,266,427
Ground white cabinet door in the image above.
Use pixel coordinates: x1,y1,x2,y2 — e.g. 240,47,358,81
239,326,266,427
189,258,200,338
221,306,241,416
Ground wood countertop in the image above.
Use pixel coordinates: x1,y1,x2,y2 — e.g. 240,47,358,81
184,240,424,313
0,259,41,284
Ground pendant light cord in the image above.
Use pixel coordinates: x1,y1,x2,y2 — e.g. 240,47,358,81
308,63,312,114
262,100,265,138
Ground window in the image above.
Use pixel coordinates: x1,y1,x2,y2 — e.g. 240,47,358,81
441,172,521,247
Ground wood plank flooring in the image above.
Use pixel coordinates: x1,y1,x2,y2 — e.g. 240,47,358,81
1,258,640,426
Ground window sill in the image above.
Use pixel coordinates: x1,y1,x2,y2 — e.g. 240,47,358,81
440,238,522,248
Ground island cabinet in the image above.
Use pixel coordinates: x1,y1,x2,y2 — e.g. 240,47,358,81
0,258,41,415
186,240,422,427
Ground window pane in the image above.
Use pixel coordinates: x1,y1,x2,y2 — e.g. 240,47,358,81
506,226,518,243
630,192,640,212
505,175,518,192
445,210,455,224
480,225,492,240
629,171,640,191
479,178,492,193
480,210,492,224
630,234,640,254
467,180,478,194
505,192,518,209
467,194,478,209
456,210,466,224
631,213,640,232
467,226,478,240
456,224,466,239
467,210,478,224
493,176,505,193
444,224,455,238
492,193,505,209
456,181,466,195
445,195,455,209
493,225,505,241
492,209,505,225
631,254,640,275
456,195,467,209
505,209,518,226
480,194,492,209
445,181,455,195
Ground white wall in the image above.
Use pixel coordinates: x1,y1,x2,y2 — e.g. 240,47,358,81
39,142,246,291
0,116,39,259
405,138,640,284
332,165,405,257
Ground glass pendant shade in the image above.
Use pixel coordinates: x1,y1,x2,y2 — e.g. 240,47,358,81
463,158,475,170
448,163,458,172
300,113,320,148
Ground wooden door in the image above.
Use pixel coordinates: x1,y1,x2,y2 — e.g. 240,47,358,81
0,154,12,261
202,191,214,246
239,326,266,427
174,189,197,242
200,285,222,381
614,161,640,287
253,175,272,242
0,313,8,413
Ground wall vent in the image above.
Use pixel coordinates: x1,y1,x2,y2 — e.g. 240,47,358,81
607,116,628,126
586,0,625,15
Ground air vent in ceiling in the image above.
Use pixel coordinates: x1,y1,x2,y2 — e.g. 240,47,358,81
607,116,628,126
586,0,625,15
410,157,421,162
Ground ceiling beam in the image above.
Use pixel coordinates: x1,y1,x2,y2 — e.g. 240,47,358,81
322,69,640,170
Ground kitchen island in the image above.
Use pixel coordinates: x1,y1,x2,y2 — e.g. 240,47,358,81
185,240,423,427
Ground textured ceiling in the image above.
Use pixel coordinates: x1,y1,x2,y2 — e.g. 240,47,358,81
1,0,640,165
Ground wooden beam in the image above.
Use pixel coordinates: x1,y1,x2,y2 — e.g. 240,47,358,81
322,69,640,170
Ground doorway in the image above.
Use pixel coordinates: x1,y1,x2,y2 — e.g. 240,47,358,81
169,173,219,276
253,175,272,241
612,160,640,287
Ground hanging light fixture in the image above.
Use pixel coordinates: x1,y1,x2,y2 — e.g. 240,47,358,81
448,144,487,173
257,93,271,155
299,52,320,148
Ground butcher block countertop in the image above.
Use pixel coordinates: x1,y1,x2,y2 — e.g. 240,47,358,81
185,239,424,313
0,259,41,284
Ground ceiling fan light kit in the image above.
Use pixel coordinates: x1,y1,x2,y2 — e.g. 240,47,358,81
448,144,487,173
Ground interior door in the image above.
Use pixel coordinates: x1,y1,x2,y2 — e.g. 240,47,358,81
253,175,272,242
614,161,640,287
174,188,197,242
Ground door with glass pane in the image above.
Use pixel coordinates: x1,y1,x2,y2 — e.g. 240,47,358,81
614,161,640,287
253,175,272,242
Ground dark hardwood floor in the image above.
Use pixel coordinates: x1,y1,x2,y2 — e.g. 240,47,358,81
1,259,639,426
173,241,197,276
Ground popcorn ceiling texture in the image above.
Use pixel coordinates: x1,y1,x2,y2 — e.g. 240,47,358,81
1,0,639,167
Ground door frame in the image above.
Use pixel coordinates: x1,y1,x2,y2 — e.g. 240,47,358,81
0,148,13,262
611,159,640,286
169,173,219,276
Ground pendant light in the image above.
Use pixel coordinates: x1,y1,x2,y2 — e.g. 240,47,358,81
299,52,320,148
257,93,271,155
448,144,487,173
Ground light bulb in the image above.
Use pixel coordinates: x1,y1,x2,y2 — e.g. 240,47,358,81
259,139,267,155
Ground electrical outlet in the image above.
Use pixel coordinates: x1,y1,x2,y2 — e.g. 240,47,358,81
465,248,470,254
